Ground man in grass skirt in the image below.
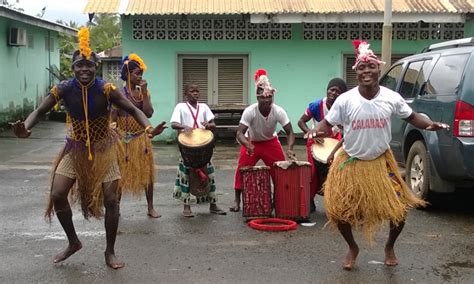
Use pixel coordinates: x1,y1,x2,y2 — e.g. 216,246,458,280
307,40,449,270
10,27,165,269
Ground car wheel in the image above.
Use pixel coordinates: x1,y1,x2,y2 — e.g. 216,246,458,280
406,141,431,199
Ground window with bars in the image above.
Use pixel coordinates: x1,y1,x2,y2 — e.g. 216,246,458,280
178,55,248,105
103,60,120,81
103,61,122,86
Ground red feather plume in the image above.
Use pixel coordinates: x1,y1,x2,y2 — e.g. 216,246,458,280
254,68,267,82
352,40,363,51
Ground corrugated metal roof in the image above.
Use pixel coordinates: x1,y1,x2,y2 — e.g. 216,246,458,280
84,0,474,15
83,0,120,14
0,5,77,36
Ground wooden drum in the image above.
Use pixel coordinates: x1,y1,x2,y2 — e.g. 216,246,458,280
310,137,340,164
310,137,340,195
240,166,273,219
178,129,214,169
273,161,312,222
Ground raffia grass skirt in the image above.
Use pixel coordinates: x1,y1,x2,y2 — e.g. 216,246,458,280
117,133,155,197
46,139,122,220
323,149,426,242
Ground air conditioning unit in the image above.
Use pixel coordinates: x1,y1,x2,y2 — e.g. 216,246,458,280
8,27,27,46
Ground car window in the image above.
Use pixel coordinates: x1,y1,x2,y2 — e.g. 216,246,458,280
399,61,423,99
425,54,469,96
414,59,432,97
380,64,403,91
399,59,432,99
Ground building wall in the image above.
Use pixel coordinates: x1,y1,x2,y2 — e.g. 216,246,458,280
0,17,59,127
122,16,474,140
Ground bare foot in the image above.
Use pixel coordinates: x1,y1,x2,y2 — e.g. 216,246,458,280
384,246,399,266
342,246,359,270
147,208,161,218
53,241,82,263
105,252,125,269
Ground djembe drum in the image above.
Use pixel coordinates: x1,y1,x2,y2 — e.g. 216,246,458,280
240,166,273,219
178,129,214,196
178,129,214,169
311,137,341,195
273,161,312,222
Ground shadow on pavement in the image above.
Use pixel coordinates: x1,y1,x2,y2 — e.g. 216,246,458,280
423,190,474,214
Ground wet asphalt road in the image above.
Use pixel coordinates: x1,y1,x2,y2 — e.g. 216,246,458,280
0,121,473,283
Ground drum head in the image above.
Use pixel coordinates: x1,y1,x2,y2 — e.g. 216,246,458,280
178,129,214,147
311,138,340,164
240,166,270,172
274,161,311,169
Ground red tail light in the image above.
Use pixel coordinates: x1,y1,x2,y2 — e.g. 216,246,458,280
454,100,474,137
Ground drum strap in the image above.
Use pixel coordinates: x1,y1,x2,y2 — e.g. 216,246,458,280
192,167,208,182
319,101,324,119
186,102,200,129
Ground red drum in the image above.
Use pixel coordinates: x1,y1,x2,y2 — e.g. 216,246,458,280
240,166,273,219
273,161,312,222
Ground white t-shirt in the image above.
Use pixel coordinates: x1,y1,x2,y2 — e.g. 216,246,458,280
170,102,215,129
325,86,413,160
240,103,290,141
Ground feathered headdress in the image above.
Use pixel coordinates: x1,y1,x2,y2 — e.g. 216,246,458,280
120,53,147,81
254,68,276,97
126,53,147,72
72,26,99,66
351,40,384,70
78,27,92,60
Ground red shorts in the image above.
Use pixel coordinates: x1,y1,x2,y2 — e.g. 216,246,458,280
234,136,286,190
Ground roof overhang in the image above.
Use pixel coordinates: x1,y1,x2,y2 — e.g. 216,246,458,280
84,0,474,16
0,5,77,36
251,13,466,23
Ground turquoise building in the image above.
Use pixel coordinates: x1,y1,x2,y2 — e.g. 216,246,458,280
85,0,474,140
0,5,76,127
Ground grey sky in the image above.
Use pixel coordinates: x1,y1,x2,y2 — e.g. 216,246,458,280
12,0,89,25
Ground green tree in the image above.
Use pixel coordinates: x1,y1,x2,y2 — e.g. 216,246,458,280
55,20,79,80
89,14,121,53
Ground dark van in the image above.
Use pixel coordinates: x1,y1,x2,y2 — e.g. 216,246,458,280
379,38,474,200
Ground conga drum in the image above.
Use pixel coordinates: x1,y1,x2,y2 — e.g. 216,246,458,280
178,129,214,169
310,137,340,195
240,166,273,219
273,161,312,222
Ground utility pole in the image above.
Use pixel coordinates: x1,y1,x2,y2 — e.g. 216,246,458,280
381,0,392,74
